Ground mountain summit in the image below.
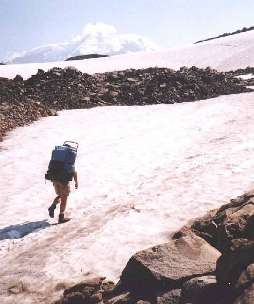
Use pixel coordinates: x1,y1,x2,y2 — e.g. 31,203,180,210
6,23,160,64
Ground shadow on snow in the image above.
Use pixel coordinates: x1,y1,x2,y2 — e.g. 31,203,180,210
0,220,50,240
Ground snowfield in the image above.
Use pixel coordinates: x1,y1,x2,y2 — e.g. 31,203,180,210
1,30,254,303
1,93,254,303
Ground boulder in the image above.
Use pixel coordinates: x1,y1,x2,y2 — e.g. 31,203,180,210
216,239,254,285
180,275,232,304
191,192,254,251
216,202,254,251
120,231,220,298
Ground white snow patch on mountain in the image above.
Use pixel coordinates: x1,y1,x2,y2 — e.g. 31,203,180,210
6,22,160,64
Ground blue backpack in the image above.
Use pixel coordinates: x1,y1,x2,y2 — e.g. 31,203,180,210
45,141,78,183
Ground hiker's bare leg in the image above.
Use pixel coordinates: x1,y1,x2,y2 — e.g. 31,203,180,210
58,195,71,223
59,195,68,214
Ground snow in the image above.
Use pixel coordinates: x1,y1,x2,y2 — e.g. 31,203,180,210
1,29,254,79
6,22,160,64
1,30,254,303
236,73,254,80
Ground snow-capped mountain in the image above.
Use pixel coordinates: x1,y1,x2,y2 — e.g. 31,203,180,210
6,23,160,64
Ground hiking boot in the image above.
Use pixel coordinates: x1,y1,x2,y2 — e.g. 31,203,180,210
58,213,71,224
48,203,56,218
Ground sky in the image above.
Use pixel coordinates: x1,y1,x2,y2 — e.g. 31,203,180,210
0,0,254,61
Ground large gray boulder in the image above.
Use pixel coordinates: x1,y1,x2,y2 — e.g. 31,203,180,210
120,231,220,298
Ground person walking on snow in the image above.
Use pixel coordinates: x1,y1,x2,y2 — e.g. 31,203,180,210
48,172,78,223
45,141,79,223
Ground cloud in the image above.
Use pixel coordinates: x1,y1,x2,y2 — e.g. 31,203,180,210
7,23,161,64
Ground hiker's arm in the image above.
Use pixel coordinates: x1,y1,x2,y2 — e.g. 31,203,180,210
73,171,78,189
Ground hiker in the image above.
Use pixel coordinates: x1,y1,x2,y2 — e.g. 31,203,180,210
45,141,79,223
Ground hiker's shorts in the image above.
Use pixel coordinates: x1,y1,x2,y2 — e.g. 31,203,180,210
53,181,70,197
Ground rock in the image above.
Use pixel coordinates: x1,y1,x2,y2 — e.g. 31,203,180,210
107,292,134,304
49,108,58,116
110,91,119,97
191,209,218,247
228,263,254,304
181,275,232,304
127,77,139,82
62,291,87,304
58,277,110,304
13,75,23,82
8,281,26,294
216,239,254,285
65,54,109,61
235,263,254,289
101,280,115,295
82,96,91,102
157,289,181,304
191,192,254,251
120,231,220,298
63,277,105,296
233,287,254,304
217,202,254,251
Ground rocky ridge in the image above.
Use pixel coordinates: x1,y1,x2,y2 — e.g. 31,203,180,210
54,191,254,304
195,26,254,44
65,54,109,61
0,66,252,141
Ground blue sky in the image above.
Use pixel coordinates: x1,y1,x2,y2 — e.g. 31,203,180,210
1,0,254,61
